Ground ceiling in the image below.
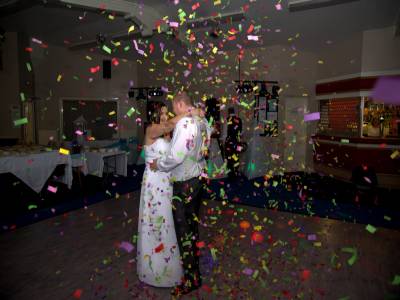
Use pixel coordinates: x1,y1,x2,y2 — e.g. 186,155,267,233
0,0,399,59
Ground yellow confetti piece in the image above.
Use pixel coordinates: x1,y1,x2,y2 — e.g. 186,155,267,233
214,0,221,5
212,46,218,54
390,150,399,159
163,52,170,64
313,242,322,247
168,112,175,118
128,25,135,34
59,148,70,155
254,182,260,188
57,74,62,82
108,110,116,116
108,14,114,20
111,40,121,47
318,60,324,64
85,55,92,60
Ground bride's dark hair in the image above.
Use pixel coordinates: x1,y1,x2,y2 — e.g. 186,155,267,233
148,103,167,124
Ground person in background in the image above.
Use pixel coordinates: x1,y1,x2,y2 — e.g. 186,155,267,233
224,107,242,180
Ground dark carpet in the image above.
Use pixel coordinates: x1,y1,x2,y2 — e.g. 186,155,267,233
1,164,399,233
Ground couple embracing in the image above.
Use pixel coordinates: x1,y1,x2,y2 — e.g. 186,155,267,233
136,92,212,296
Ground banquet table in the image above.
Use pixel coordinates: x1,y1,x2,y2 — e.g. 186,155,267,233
0,150,73,193
84,150,127,177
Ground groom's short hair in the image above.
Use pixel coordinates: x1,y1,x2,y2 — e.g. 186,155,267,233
173,91,194,106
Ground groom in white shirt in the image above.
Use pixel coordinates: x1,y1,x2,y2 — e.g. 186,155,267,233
150,91,211,296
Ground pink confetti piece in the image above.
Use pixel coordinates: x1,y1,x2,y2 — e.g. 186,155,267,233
31,37,43,44
243,268,253,275
247,35,259,41
275,3,282,10
119,241,134,253
111,58,119,66
304,112,320,122
169,21,179,28
307,234,317,241
47,185,58,193
75,130,83,136
363,176,372,184
90,66,100,74
271,154,280,160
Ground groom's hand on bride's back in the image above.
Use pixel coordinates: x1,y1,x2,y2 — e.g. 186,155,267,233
150,159,158,171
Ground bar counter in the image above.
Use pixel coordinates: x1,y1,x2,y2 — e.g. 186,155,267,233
312,134,400,188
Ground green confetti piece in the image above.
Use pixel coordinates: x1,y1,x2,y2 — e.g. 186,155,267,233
219,188,225,198
384,215,391,221
73,76,79,80
330,253,338,267
182,240,192,247
340,139,350,144
20,92,26,102
126,107,135,117
252,269,259,279
102,44,112,54
365,224,377,234
210,248,218,261
26,62,32,72
28,205,37,210
94,222,104,230
338,297,350,300
140,149,145,159
13,117,28,126
391,274,400,285
341,247,357,266
124,45,130,51
172,196,183,202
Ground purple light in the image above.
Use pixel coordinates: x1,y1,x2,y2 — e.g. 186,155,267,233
371,76,400,105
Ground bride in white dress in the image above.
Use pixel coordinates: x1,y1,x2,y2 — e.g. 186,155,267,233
137,105,202,287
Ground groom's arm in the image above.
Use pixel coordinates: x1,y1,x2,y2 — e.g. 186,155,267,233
157,118,196,172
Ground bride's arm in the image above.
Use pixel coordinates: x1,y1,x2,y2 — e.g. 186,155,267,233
146,108,203,139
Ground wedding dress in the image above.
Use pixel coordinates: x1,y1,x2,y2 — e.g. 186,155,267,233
137,138,183,287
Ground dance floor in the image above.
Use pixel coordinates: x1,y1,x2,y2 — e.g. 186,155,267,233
0,190,399,299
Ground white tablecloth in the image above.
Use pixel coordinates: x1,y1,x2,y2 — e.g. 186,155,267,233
85,150,127,177
71,153,88,175
0,151,73,193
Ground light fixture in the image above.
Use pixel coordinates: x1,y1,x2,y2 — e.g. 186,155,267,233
259,83,269,96
136,88,147,101
148,88,164,97
128,88,135,99
272,85,280,98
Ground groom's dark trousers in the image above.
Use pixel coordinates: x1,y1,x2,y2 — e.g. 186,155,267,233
172,176,203,284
